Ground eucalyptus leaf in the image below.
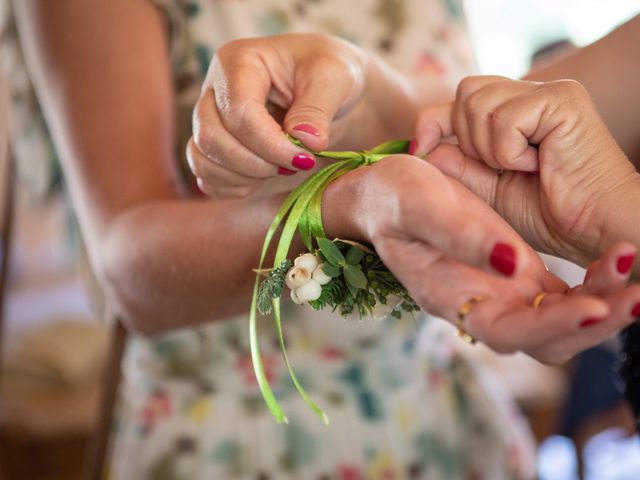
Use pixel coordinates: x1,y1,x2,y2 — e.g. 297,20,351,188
344,264,367,290
346,245,365,265
317,237,345,266
322,263,342,278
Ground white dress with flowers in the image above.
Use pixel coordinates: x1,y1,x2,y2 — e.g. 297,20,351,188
4,1,537,479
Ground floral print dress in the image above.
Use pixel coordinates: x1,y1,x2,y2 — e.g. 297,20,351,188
3,1,536,479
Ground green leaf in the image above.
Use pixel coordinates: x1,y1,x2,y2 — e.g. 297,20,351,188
343,264,367,290
322,263,342,278
346,281,360,298
346,245,365,265
317,237,345,266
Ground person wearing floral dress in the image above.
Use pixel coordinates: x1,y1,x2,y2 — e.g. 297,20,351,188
3,1,537,478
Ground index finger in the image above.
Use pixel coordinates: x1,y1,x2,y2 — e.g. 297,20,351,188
207,55,318,171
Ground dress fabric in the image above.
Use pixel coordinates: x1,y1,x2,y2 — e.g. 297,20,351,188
3,1,537,479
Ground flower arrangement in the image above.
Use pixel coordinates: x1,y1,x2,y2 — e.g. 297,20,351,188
250,138,418,424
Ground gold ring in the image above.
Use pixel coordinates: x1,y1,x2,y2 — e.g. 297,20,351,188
456,295,484,345
532,292,548,309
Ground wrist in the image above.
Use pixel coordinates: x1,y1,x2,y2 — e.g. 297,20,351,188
322,166,372,243
591,172,640,265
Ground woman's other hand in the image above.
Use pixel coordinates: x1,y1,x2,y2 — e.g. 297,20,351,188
413,76,640,268
322,154,640,364
188,33,417,199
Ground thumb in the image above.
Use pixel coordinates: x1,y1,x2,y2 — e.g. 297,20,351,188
284,60,360,152
411,103,454,157
427,143,498,207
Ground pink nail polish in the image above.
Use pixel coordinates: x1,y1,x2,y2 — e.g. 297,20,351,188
617,254,635,274
293,123,320,137
579,317,604,329
278,166,297,176
292,153,315,170
408,139,417,155
489,243,516,276
632,303,640,317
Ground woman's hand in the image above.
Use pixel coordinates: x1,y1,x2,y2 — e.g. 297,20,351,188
188,33,419,199
323,154,640,364
412,76,640,267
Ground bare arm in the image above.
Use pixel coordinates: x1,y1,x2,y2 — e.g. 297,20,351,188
14,0,299,334
525,15,640,162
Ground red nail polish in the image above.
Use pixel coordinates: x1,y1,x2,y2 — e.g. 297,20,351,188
579,317,604,328
490,243,516,276
408,139,417,155
632,303,640,317
278,166,297,176
293,123,320,137
292,153,315,170
617,254,635,274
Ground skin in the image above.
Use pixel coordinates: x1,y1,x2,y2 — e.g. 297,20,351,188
413,77,640,270
13,1,640,366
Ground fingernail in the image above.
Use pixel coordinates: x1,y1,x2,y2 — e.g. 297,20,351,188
293,123,320,137
632,303,640,317
278,166,297,176
292,153,315,170
617,254,635,274
490,242,516,276
408,139,417,155
579,317,604,329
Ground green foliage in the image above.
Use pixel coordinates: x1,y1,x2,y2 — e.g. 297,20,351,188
257,259,293,315
317,237,345,266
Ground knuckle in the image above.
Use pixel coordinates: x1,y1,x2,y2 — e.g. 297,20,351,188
193,122,217,154
457,76,482,100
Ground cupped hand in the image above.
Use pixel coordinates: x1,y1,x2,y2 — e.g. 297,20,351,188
323,154,640,364
412,76,640,267
187,33,399,199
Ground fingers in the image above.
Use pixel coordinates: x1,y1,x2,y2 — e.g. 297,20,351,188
425,143,498,206
581,242,636,295
283,56,363,152
202,55,318,173
411,103,453,157
467,293,610,360
186,138,262,199
397,156,537,277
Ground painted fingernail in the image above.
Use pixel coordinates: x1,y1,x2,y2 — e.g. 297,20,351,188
631,303,640,317
408,139,417,155
579,317,604,329
292,153,315,170
278,166,297,176
617,254,635,274
293,123,320,137
490,242,516,276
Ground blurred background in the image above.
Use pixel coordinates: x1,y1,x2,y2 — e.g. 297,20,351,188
1,1,639,479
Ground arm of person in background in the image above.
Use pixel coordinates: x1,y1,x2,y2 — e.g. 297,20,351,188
525,14,640,163
15,0,578,346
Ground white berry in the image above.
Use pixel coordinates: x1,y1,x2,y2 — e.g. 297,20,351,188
290,288,303,305
285,266,312,290
294,253,319,272
312,263,332,285
295,279,322,302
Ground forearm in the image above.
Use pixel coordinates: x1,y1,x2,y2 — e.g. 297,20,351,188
596,174,640,278
525,15,640,162
99,195,289,334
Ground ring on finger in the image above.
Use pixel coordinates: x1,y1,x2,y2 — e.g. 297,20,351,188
532,292,548,309
455,295,484,345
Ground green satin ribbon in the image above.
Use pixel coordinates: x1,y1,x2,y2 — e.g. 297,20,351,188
250,138,410,423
